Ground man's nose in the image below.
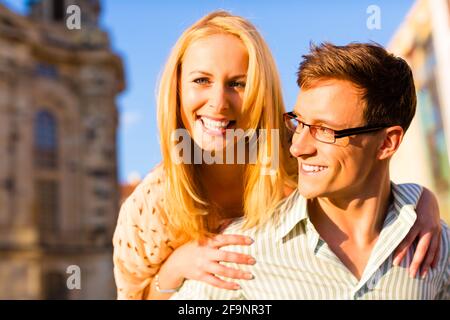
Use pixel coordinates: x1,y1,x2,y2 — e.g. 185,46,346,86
289,126,317,158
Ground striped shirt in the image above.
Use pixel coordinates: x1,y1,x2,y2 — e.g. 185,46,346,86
172,183,450,300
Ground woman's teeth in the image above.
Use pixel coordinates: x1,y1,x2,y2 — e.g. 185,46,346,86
302,164,327,172
201,117,230,130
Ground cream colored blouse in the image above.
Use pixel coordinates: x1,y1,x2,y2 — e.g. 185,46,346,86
112,164,185,299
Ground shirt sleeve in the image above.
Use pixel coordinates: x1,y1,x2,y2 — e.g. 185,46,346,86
436,276,450,300
112,183,172,300
435,225,450,300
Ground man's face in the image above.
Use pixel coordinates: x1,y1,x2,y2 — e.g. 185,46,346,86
290,79,384,199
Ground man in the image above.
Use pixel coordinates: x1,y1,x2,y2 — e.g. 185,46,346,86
171,42,449,299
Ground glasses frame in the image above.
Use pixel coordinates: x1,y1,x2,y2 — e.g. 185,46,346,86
283,111,390,144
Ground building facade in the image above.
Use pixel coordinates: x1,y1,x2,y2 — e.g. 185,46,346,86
389,0,450,222
0,0,125,299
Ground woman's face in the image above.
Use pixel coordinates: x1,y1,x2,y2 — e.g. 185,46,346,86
180,33,249,152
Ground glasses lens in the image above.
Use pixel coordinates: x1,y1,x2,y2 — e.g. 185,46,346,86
284,115,298,132
311,126,335,143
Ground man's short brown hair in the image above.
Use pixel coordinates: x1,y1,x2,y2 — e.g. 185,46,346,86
297,42,417,132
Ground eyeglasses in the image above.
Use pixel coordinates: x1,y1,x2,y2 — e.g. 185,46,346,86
283,111,389,144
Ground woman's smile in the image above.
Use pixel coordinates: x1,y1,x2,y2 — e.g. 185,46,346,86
196,115,237,136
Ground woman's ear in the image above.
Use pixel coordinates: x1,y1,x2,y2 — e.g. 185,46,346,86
378,125,404,160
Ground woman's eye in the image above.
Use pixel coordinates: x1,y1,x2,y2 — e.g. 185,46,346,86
193,78,210,85
229,81,246,88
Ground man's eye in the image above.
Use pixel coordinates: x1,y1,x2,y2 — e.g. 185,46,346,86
319,127,334,136
193,78,210,85
229,81,246,88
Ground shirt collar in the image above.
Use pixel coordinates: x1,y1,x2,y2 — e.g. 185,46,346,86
273,182,422,293
354,182,420,292
274,182,422,246
275,189,309,241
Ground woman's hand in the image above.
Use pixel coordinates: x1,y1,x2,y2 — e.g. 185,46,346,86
160,234,255,291
393,187,441,278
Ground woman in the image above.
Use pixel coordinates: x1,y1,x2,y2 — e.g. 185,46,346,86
113,10,441,300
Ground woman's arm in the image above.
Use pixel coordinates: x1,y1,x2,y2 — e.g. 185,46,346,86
393,186,441,278
114,199,254,300
113,195,159,300
113,167,256,300
146,234,255,300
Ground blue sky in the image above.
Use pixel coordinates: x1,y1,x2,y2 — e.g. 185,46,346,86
2,0,414,183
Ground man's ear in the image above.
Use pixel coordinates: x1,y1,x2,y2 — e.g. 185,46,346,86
378,125,404,160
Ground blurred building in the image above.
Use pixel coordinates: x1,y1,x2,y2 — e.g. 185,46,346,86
389,0,450,223
0,0,125,299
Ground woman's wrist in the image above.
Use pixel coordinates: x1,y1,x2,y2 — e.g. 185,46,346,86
154,274,183,293
157,254,185,290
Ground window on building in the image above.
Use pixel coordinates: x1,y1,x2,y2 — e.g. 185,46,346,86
35,64,58,79
35,179,59,234
43,271,68,300
34,111,58,169
52,0,65,22
419,38,450,192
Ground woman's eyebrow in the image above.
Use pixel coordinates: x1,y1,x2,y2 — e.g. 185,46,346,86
188,70,213,76
229,74,247,79
187,70,247,79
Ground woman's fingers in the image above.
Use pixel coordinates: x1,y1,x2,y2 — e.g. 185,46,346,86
200,273,241,290
200,261,254,289
209,248,256,265
206,262,253,280
409,232,432,278
390,223,442,278
420,235,439,278
393,227,419,266
431,236,441,269
207,234,254,248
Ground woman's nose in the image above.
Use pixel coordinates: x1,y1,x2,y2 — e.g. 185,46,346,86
208,84,229,111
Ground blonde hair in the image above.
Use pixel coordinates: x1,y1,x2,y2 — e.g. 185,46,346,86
157,10,297,240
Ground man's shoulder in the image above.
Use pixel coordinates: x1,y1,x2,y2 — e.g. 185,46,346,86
223,189,305,236
391,182,423,206
222,217,252,236
439,221,450,263
441,220,450,236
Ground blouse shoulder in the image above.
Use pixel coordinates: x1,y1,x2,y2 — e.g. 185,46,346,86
112,163,181,299
119,163,167,237
142,162,166,185
135,163,166,198
121,164,167,221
